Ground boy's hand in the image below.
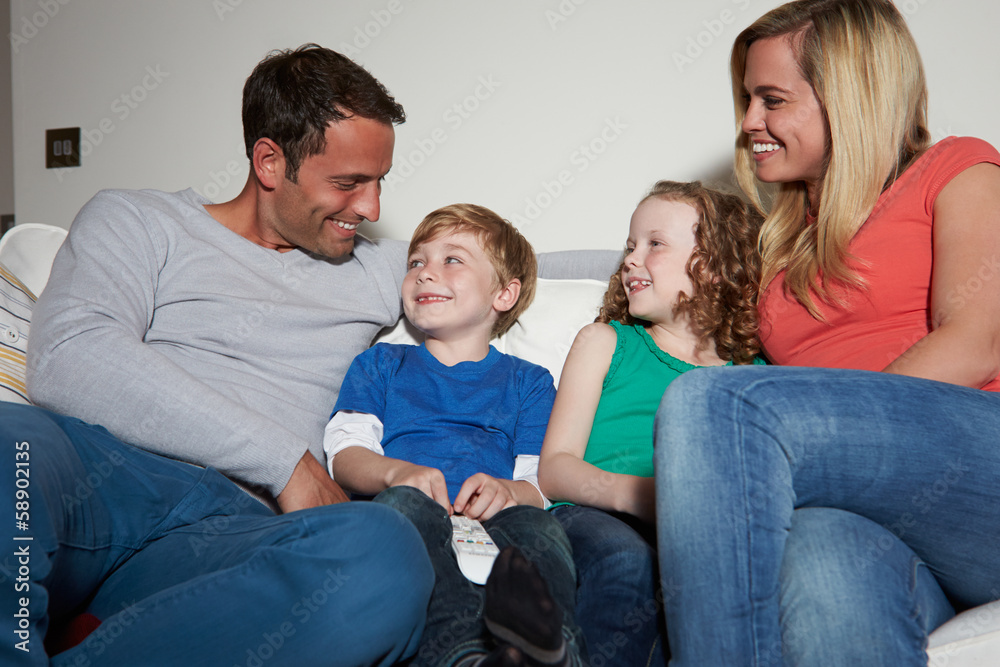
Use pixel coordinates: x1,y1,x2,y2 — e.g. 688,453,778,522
386,462,452,515
454,474,518,521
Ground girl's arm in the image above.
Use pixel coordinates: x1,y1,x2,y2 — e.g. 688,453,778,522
538,323,655,522
884,163,1000,386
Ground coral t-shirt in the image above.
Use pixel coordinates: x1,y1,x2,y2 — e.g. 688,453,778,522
759,136,1000,392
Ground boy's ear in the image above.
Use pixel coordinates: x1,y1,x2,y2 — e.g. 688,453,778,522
492,278,521,313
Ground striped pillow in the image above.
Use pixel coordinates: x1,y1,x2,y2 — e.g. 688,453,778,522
0,262,34,404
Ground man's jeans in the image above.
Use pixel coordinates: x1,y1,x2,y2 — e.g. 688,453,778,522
0,402,433,666
375,486,586,666
653,366,1000,666
552,504,667,667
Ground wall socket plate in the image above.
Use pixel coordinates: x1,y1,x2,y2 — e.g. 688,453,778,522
46,127,81,168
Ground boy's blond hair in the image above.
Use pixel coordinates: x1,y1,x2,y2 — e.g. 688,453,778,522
409,204,537,338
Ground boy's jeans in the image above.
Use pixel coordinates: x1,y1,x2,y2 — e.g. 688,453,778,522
375,485,587,666
654,366,1000,666
1,402,433,667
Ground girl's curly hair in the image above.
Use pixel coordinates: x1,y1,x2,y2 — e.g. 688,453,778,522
597,180,764,364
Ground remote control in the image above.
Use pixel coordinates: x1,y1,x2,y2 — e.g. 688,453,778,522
450,514,500,585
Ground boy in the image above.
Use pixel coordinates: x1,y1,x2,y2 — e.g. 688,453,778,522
324,204,585,667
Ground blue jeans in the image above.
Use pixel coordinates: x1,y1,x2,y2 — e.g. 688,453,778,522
374,486,585,666
0,402,434,666
653,366,1000,666
552,505,668,667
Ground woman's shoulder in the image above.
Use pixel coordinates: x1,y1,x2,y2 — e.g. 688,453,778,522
911,137,1000,211
912,136,1000,181
884,137,1000,214
927,137,1000,160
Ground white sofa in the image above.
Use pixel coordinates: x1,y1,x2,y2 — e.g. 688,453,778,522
1,223,997,664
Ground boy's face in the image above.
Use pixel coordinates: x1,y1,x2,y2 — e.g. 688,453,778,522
403,230,506,343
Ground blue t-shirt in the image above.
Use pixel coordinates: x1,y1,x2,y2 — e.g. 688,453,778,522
333,343,557,502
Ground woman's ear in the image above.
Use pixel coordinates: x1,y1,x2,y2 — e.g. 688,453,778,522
493,278,522,313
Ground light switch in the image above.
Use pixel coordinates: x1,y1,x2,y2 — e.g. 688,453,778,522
46,127,81,168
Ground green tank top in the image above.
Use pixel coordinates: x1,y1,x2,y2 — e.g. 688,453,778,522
583,321,742,477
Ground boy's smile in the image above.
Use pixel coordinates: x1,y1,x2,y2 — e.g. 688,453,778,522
403,230,506,348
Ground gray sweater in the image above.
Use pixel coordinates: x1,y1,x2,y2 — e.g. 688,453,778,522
27,188,620,501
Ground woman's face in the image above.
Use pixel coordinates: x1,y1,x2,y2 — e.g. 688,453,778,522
741,35,828,201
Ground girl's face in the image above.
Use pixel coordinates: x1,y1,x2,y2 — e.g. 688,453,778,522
622,198,699,324
740,35,828,201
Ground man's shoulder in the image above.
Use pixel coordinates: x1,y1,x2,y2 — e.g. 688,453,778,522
85,187,206,211
352,235,407,265
73,188,207,231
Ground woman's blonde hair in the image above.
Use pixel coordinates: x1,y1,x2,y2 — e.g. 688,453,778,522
597,181,764,365
731,0,930,316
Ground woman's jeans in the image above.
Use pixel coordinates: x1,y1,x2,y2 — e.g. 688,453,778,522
552,505,668,667
0,402,434,667
375,486,586,666
653,366,1000,666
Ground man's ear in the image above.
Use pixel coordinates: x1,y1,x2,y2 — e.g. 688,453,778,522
493,278,521,313
252,138,285,190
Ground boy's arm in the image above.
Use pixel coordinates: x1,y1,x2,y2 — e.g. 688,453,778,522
538,323,655,522
325,411,451,512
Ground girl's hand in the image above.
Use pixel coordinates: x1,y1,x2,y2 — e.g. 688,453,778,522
454,473,518,520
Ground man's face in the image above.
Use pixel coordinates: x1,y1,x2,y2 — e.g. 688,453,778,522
265,116,395,258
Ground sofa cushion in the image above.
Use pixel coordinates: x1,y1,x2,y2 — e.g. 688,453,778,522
0,223,68,297
502,278,608,386
0,262,35,404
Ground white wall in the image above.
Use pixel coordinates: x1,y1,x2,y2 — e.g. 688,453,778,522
10,0,1000,252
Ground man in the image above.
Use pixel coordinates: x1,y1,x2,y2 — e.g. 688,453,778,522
3,45,433,666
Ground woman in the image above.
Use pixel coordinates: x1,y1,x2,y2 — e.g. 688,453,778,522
652,1,1000,665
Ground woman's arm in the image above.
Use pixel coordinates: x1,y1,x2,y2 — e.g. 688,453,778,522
538,323,655,522
884,163,1000,387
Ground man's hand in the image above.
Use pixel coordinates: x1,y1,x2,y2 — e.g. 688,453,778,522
277,451,350,513
453,474,520,521
385,463,452,515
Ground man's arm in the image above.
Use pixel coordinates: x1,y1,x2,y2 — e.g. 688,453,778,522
27,191,311,500
278,452,350,512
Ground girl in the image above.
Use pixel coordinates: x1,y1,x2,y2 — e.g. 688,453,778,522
538,180,764,667
653,1,1000,665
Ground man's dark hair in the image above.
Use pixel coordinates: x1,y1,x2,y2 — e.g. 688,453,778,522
242,44,405,181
